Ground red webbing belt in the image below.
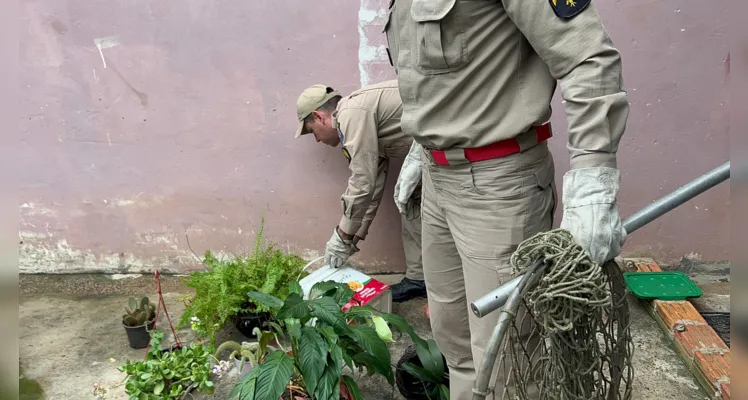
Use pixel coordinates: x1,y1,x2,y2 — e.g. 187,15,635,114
429,123,552,166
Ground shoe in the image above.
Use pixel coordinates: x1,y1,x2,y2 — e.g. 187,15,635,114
391,277,427,303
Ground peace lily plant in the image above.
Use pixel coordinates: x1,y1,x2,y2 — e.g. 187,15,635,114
228,280,446,400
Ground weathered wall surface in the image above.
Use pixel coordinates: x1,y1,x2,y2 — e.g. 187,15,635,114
19,0,730,274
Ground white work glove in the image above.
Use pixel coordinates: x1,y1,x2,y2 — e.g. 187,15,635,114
560,167,627,265
324,228,360,268
394,141,423,217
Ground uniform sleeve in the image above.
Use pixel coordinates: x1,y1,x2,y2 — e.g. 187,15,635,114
355,158,389,239
337,108,382,235
500,0,630,170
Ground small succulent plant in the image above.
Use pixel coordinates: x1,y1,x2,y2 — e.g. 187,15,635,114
122,296,156,327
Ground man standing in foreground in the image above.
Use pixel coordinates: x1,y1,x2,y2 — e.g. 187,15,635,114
294,80,428,303
385,0,629,398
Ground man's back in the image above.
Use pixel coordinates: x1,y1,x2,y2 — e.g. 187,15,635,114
335,79,410,159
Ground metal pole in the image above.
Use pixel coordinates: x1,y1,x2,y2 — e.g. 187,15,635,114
470,161,730,318
622,161,730,234
472,259,545,400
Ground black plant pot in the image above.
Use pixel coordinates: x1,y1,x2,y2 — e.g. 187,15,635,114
123,319,156,349
396,344,450,400
234,312,271,338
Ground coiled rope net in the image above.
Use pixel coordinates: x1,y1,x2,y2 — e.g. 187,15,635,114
493,229,634,400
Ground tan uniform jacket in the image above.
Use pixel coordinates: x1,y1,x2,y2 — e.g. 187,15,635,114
383,0,629,170
332,80,413,238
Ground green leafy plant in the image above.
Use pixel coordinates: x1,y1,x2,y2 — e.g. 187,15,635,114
229,280,443,400
118,331,216,400
397,344,450,400
122,296,156,327
178,218,309,344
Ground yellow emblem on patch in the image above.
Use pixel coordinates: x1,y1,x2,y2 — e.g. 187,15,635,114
549,0,589,19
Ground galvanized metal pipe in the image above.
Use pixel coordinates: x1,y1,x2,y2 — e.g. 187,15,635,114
622,161,730,234
470,161,730,318
472,259,545,400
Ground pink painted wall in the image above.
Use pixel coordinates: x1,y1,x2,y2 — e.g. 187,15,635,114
18,0,730,274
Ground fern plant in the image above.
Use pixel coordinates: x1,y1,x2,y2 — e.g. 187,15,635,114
229,281,445,400
178,218,308,345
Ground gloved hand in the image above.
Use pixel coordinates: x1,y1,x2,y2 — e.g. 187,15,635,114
324,228,360,268
402,184,421,220
395,141,423,216
403,198,421,220
559,167,627,265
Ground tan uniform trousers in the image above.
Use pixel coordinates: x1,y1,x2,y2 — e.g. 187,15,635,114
420,142,556,400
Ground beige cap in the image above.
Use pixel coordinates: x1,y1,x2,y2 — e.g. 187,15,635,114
294,84,340,138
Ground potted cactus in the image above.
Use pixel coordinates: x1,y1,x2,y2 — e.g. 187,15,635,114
215,341,260,378
215,328,278,378
122,296,157,349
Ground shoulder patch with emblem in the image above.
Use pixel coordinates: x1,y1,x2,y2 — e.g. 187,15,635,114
337,126,352,163
549,0,591,19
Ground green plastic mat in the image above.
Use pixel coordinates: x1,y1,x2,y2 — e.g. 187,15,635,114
623,271,703,301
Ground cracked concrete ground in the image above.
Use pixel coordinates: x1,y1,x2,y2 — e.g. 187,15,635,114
19,270,725,400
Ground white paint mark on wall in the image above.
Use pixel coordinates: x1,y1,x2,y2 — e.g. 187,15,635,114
20,202,55,217
136,231,181,251
358,0,389,87
94,36,120,69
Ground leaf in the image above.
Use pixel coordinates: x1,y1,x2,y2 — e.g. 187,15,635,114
257,330,276,360
298,327,327,396
351,353,380,377
341,375,365,400
153,381,164,395
371,316,394,343
342,352,354,372
329,340,344,374
267,321,286,337
280,320,299,342
308,297,349,332
277,293,310,320
309,281,344,300
319,326,339,347
252,351,295,400
289,280,303,296
416,339,446,378
247,291,283,310
437,383,450,400
229,364,259,399
332,286,355,308
400,362,441,383
380,313,426,348
347,325,393,383
315,364,342,400
343,306,375,323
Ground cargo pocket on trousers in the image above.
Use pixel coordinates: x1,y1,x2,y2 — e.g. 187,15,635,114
411,0,469,75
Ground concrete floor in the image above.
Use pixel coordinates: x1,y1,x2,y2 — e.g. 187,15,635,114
18,272,723,400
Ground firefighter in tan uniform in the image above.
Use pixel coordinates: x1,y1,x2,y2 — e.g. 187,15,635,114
294,80,428,302
385,0,629,398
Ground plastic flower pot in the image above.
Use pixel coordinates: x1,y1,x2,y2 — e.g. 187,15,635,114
122,319,156,349
233,356,254,378
395,345,450,400
234,311,271,338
